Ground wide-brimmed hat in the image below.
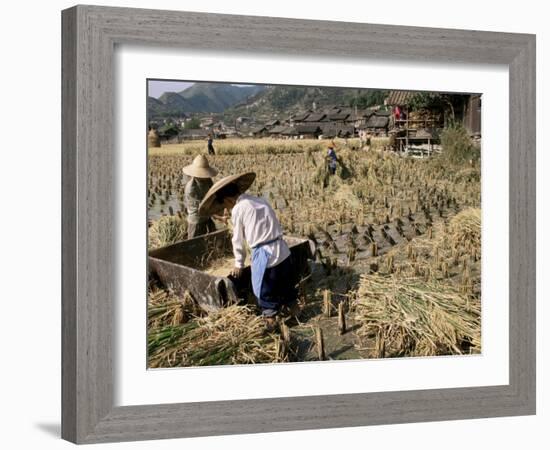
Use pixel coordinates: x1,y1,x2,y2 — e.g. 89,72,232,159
182,154,218,178
199,172,256,216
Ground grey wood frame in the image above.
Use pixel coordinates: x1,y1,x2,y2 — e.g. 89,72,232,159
62,5,536,444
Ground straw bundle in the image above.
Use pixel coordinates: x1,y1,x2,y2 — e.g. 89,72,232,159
447,208,481,253
148,215,187,250
148,128,161,148
354,273,481,357
148,288,198,329
148,305,280,368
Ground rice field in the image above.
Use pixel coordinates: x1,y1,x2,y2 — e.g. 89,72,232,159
147,137,481,367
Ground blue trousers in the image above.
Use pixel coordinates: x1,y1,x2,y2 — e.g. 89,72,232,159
257,255,298,317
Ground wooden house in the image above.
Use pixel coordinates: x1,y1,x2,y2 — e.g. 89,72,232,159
268,125,288,137
362,114,389,136
291,111,312,125
295,124,322,139
303,112,328,123
281,126,299,138
251,125,269,137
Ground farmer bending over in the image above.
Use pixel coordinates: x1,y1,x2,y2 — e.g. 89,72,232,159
326,142,338,175
199,172,298,329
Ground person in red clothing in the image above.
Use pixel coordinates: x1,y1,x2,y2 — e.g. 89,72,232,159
394,105,401,121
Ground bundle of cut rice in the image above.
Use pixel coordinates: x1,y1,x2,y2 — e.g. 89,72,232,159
148,305,280,368
354,273,480,358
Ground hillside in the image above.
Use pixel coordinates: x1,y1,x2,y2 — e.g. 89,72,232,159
147,83,265,118
223,85,388,122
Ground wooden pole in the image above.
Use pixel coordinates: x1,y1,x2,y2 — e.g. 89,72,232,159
338,303,346,335
315,327,326,361
323,290,332,318
371,242,378,257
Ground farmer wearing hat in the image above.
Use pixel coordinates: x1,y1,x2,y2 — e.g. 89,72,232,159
199,172,298,328
182,154,218,239
207,133,215,155
326,142,338,175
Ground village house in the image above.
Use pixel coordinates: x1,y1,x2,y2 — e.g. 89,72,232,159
295,124,322,139
251,125,270,138
326,110,350,124
360,113,390,136
303,112,328,123
290,111,312,126
264,119,281,128
200,115,217,128
280,126,299,139
178,128,211,141
321,123,355,139
267,125,289,138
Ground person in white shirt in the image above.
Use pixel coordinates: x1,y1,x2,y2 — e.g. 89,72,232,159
199,172,298,327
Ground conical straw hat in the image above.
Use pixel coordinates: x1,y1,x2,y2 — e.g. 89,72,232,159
199,172,256,216
182,154,218,178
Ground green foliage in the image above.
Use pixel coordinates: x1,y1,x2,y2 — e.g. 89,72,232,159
407,92,446,111
440,122,480,164
270,87,304,110
348,90,388,109
184,117,201,129
158,123,180,137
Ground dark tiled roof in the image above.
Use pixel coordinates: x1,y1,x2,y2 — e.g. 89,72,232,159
296,124,322,134
292,112,311,121
321,124,354,137
281,126,298,135
252,125,268,134
303,113,327,122
365,115,389,128
327,111,350,121
385,90,416,106
362,107,378,117
268,125,287,134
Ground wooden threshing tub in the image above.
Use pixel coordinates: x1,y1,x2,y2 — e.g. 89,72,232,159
148,229,313,311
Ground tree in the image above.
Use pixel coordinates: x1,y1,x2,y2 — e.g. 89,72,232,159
158,123,179,138
348,90,388,109
184,117,201,129
406,93,470,121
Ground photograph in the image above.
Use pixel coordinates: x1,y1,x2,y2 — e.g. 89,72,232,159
146,80,482,368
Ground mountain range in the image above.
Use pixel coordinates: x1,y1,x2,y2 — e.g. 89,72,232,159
147,82,388,121
223,85,377,121
147,83,265,117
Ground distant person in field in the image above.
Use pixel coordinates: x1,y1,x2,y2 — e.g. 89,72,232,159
360,129,368,149
199,173,299,330
182,154,218,239
207,133,216,155
366,132,372,151
326,142,338,175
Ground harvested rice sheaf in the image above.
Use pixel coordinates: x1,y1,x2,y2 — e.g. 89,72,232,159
148,215,188,250
147,288,198,329
354,273,481,357
148,305,279,368
447,208,481,252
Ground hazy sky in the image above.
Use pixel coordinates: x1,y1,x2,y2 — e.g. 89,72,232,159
148,80,256,98
148,81,194,98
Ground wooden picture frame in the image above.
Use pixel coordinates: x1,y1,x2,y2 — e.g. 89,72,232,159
61,5,536,444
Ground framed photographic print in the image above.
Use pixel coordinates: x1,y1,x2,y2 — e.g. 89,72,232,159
62,5,536,444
